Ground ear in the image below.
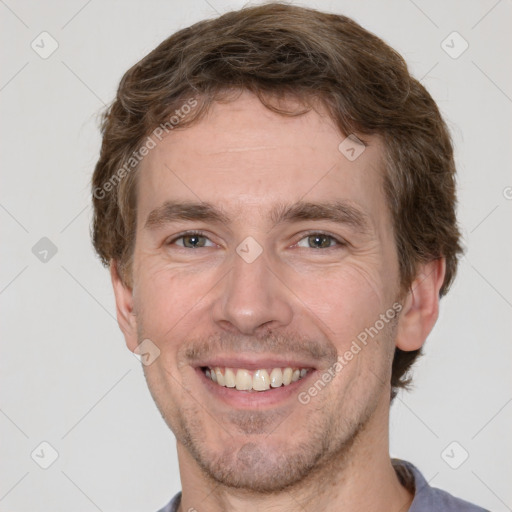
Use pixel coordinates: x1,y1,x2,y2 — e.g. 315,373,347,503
395,258,446,351
110,260,138,352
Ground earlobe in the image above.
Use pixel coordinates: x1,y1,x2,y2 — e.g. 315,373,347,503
395,258,446,352
110,261,138,352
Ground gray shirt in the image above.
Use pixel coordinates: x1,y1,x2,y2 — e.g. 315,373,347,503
156,459,489,511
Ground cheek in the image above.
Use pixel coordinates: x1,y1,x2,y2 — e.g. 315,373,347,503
291,259,394,343
133,262,212,405
133,256,215,346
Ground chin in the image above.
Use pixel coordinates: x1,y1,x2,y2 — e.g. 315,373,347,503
192,440,325,493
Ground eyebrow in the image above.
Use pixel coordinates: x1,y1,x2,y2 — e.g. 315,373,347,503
144,200,371,234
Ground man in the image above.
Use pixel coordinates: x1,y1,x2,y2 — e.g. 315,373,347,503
91,3,488,511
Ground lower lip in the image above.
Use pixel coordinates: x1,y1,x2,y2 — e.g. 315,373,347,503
195,368,315,409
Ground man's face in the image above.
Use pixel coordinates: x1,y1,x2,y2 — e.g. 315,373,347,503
125,92,402,492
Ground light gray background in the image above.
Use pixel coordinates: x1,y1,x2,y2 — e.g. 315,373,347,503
1,0,511,511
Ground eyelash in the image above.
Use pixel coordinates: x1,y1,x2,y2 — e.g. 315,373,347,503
297,230,348,249
166,230,348,250
166,230,212,248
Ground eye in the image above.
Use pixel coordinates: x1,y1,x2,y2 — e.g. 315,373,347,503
296,232,345,249
168,231,215,249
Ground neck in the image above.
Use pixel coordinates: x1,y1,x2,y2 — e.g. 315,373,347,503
177,397,413,512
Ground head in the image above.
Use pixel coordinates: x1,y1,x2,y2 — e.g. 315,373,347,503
91,2,462,494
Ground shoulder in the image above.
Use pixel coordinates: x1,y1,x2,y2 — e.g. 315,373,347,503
158,464,490,512
155,491,181,512
393,459,490,512
426,486,490,512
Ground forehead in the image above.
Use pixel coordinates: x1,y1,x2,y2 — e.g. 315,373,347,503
136,92,388,229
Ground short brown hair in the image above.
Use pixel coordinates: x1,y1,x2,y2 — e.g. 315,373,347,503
91,2,462,396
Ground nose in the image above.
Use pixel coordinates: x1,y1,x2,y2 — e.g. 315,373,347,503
211,246,294,336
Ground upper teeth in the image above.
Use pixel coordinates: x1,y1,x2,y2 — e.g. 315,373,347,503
205,367,309,391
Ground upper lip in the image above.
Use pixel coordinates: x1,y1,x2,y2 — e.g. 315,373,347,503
193,355,317,371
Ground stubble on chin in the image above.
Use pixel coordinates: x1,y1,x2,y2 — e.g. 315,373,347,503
170,391,379,495
138,313,398,495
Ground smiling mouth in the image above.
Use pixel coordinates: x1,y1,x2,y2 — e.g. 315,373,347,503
201,366,311,392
